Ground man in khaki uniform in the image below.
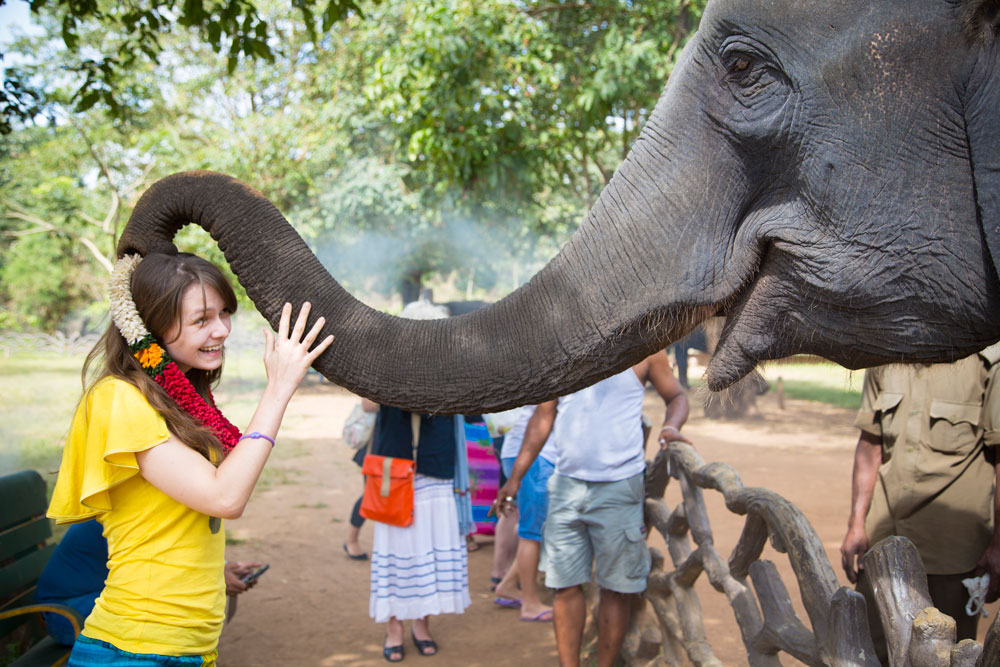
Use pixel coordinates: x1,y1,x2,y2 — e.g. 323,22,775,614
840,345,1000,659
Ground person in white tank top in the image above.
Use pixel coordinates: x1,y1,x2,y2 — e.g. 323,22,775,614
493,350,690,667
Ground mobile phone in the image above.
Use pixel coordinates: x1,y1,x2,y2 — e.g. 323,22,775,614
240,564,269,583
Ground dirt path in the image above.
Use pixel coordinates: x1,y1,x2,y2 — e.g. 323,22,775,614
216,381,998,666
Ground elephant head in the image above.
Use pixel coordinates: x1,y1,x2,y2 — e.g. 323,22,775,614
118,0,1000,413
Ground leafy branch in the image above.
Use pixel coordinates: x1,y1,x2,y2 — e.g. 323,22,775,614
2,0,377,131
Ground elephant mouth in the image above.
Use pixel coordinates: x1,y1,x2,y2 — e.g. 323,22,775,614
700,247,777,391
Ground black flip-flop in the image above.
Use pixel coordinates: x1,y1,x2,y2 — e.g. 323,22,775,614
411,630,437,656
383,644,405,662
343,542,368,561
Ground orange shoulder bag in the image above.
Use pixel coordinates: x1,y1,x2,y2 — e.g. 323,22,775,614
359,413,419,527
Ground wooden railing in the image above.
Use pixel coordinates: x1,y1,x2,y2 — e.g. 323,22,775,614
618,442,1000,666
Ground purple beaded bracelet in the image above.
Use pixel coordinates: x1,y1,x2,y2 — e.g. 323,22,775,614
239,432,276,447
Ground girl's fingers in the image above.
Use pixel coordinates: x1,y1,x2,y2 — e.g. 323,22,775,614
302,317,326,347
278,303,292,340
263,328,275,355
306,334,335,362
290,302,311,342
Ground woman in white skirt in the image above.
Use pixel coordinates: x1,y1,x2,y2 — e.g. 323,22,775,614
363,399,471,662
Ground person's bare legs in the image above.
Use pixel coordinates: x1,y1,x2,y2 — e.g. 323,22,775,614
517,538,552,620
345,524,365,558
553,585,586,667
385,616,404,649
596,589,631,667
493,544,521,601
491,509,519,584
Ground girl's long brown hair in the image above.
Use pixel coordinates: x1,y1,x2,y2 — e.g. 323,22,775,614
83,253,239,461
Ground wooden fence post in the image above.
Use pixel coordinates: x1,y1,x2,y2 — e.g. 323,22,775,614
638,443,995,666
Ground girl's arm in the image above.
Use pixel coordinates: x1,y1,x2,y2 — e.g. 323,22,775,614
136,302,334,519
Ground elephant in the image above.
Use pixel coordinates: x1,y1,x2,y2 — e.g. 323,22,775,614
117,0,1000,414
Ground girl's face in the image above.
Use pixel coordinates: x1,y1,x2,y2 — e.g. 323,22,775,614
163,283,232,373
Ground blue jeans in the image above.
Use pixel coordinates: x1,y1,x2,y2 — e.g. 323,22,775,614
68,635,217,666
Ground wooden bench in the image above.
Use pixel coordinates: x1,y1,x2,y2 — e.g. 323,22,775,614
0,470,83,667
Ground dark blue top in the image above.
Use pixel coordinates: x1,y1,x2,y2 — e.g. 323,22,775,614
35,519,108,645
373,407,456,480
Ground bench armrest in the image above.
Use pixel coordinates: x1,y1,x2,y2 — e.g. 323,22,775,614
0,603,85,639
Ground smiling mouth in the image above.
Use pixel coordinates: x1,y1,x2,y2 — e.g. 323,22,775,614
200,345,224,354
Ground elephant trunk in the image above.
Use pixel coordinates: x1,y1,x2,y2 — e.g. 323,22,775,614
119,46,749,412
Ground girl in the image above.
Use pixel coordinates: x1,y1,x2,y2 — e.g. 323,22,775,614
47,251,334,666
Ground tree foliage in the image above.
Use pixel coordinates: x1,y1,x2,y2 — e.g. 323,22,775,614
1,0,705,330
0,0,371,129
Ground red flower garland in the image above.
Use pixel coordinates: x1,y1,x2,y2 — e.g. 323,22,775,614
156,361,242,452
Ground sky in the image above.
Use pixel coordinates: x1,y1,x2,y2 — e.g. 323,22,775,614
0,0,42,61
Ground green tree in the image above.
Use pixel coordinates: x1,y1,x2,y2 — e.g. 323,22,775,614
1,0,707,323
0,18,244,328
0,0,373,131
342,0,705,296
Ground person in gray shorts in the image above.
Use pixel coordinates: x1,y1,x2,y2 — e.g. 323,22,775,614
495,350,690,667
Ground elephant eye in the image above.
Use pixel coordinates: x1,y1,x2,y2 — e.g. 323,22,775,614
723,51,784,99
725,53,760,82
718,37,791,125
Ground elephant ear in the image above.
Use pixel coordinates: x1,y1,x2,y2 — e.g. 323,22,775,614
964,0,1000,278
963,0,1000,44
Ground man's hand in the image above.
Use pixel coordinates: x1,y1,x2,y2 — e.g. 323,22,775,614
976,537,1000,602
840,524,869,584
841,430,881,585
658,424,691,448
489,401,556,519
489,480,520,518
225,561,265,596
645,351,690,450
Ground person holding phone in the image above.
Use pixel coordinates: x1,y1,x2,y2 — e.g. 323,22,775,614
47,252,334,666
235,563,268,586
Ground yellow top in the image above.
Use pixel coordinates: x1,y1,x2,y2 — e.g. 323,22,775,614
48,377,226,655
854,344,1000,574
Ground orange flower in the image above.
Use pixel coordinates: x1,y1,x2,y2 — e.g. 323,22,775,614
136,343,164,369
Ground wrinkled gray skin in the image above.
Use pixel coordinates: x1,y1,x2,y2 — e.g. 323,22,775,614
118,0,1000,414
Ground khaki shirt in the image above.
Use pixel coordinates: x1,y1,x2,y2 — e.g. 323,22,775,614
854,344,1000,574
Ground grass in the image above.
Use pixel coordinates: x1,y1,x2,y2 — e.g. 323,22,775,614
0,325,268,477
255,465,302,490
687,358,863,410
758,360,863,410
0,354,85,477
292,502,329,509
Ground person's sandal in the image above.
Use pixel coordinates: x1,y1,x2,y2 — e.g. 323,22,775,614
411,630,438,656
343,542,368,561
383,643,405,662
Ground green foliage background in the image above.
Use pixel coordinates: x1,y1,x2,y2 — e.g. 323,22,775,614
1,0,705,331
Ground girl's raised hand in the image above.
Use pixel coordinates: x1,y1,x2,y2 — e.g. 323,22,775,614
263,302,335,394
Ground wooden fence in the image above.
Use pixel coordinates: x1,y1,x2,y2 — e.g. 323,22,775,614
616,442,1000,666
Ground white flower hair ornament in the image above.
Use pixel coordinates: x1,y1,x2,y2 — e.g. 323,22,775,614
109,254,171,378
110,254,148,345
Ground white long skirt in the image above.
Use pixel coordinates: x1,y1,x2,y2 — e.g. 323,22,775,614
369,474,470,622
